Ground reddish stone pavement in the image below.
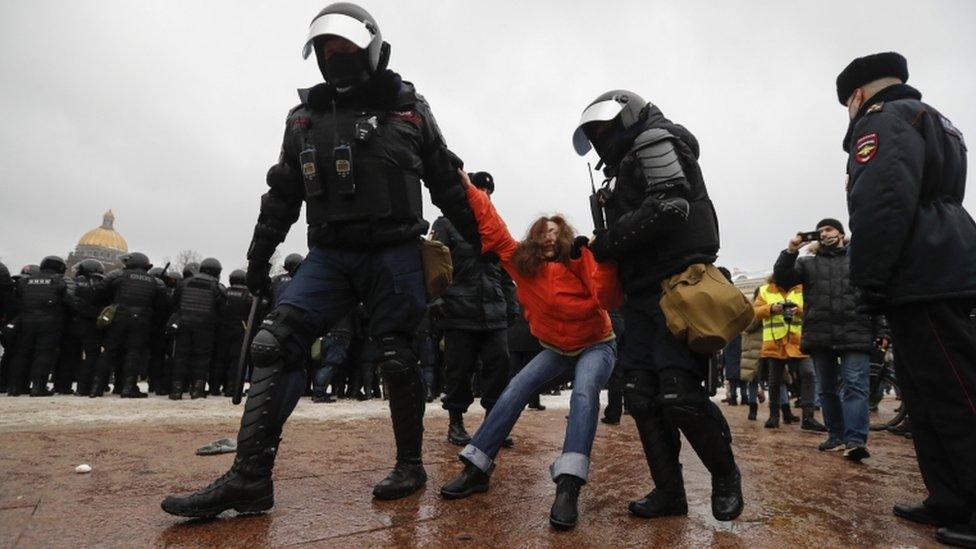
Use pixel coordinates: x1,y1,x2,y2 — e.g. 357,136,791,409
0,399,938,548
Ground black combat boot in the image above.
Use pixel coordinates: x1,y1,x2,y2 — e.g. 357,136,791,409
711,467,744,521
372,349,428,500
781,404,798,424
764,403,780,428
169,381,184,400
88,377,104,398
190,379,208,399
161,345,287,518
311,389,333,403
549,475,584,530
630,410,688,518
440,459,490,499
447,410,471,446
29,379,53,397
120,376,149,398
801,408,827,432
747,403,758,421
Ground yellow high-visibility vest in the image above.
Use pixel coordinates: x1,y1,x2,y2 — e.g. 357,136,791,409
759,284,804,342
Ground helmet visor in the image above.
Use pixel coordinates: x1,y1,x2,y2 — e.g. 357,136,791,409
302,13,375,59
572,99,625,155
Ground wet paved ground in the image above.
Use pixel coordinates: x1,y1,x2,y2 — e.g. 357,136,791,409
0,394,938,548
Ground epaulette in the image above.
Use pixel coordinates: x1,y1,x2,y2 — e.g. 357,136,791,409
865,102,884,115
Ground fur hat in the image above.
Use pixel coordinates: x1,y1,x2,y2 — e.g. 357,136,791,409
836,52,908,105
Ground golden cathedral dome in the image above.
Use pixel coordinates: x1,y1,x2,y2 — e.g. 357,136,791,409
77,210,128,252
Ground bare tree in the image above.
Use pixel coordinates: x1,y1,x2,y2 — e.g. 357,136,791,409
174,249,202,273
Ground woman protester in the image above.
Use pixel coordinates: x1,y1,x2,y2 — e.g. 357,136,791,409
440,170,624,531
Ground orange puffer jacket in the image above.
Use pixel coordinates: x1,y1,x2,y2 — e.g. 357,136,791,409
466,186,624,353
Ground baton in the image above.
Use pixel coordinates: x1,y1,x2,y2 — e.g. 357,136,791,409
233,294,262,405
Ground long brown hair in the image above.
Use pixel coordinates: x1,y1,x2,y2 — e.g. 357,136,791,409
511,215,576,277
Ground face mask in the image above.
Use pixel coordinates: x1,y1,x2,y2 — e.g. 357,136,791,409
821,235,840,247
319,51,370,92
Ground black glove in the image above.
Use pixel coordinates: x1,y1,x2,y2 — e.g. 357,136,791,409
479,251,501,264
588,230,610,262
246,262,272,297
569,236,590,260
857,286,888,314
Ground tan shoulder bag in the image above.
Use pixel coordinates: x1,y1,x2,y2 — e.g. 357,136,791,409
659,263,755,354
420,238,454,299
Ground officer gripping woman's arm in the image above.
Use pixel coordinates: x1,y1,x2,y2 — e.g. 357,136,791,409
162,3,483,519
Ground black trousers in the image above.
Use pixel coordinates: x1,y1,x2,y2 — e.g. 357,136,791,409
441,329,511,413
213,324,245,394
9,317,62,388
173,321,216,385
888,300,976,517
59,318,101,392
95,313,151,381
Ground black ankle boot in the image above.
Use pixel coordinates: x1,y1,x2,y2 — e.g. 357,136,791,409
782,404,798,424
88,377,104,398
549,475,583,530
447,410,471,446
747,403,758,421
440,460,489,499
169,381,184,400
161,449,276,518
711,467,744,521
629,489,689,518
373,460,428,500
190,379,208,399
29,380,53,397
120,377,148,399
801,408,827,432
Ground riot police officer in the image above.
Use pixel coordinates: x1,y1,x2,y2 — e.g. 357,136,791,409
171,257,226,399
91,252,167,398
573,91,743,521
8,256,71,396
215,269,252,397
62,259,105,396
0,261,13,393
162,2,481,518
2,265,37,393
271,253,304,302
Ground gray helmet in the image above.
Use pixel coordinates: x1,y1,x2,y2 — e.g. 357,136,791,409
163,270,183,287
39,255,67,274
229,269,246,285
303,3,390,91
21,264,39,276
200,257,222,277
183,262,200,278
572,90,648,157
148,267,164,278
78,259,105,277
122,252,152,270
284,253,304,275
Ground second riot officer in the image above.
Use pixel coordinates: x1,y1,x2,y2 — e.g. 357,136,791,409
91,252,167,398
171,257,226,399
8,256,71,396
574,91,743,521
62,259,105,396
162,3,482,518
215,269,253,397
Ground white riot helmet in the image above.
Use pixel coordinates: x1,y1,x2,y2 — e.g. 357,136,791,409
302,3,391,92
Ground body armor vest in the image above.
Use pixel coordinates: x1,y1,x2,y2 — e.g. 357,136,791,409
179,274,219,323
296,102,424,226
116,269,157,312
19,272,64,317
72,275,100,319
222,285,252,324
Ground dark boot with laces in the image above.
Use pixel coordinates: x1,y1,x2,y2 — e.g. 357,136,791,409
160,449,276,518
440,460,490,499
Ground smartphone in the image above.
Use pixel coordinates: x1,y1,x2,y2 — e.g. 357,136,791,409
797,231,820,243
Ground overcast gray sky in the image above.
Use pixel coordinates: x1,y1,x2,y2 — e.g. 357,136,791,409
1,0,974,277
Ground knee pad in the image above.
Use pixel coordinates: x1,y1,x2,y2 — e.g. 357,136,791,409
623,370,657,418
251,305,311,370
376,333,418,379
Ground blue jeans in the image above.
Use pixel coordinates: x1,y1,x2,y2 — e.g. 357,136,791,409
460,341,615,482
811,350,870,445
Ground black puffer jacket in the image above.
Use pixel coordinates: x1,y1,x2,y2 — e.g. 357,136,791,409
774,245,876,352
431,216,515,331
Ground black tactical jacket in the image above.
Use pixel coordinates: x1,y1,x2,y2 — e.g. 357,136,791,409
246,70,480,265
590,106,720,295
14,268,70,321
845,84,976,305
431,216,516,331
101,268,167,316
67,274,103,321
221,283,252,328
774,246,878,352
173,273,226,324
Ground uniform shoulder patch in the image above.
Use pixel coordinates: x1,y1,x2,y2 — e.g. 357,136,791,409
391,110,422,128
855,133,879,164
865,102,884,115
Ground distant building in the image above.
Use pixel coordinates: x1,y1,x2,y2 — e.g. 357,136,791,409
731,267,772,297
67,210,128,273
